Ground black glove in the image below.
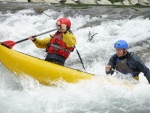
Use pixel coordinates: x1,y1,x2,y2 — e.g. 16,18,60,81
106,68,114,75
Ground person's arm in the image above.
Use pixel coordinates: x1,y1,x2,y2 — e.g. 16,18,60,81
33,37,51,48
29,36,52,48
108,54,117,69
62,31,77,47
105,54,117,75
134,55,150,83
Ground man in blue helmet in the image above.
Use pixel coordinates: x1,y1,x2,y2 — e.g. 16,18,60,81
105,40,150,83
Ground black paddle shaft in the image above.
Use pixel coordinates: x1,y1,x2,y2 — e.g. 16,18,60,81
75,46,86,71
16,28,57,44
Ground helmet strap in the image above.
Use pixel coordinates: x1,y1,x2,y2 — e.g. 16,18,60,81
67,26,70,30
123,49,127,56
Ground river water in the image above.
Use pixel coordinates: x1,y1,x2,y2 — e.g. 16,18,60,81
0,1,150,113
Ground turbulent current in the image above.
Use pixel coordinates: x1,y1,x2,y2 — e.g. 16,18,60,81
0,2,150,113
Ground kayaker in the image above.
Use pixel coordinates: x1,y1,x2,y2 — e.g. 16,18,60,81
28,17,77,66
105,40,150,83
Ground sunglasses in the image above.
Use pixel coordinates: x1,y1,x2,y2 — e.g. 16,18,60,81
57,26,61,30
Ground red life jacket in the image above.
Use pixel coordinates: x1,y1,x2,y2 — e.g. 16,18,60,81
46,32,74,59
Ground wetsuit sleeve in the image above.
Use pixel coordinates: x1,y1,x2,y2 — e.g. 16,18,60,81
33,37,51,48
107,54,117,75
134,56,150,84
108,54,117,70
62,31,77,47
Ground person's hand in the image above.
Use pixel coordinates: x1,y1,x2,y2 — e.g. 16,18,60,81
105,65,112,74
28,35,36,41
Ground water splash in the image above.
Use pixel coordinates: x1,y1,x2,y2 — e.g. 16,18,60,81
0,5,150,113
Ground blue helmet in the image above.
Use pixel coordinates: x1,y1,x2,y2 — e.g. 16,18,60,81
114,40,128,49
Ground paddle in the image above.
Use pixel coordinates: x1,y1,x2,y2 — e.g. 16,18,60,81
106,68,121,75
1,28,57,49
107,68,133,77
75,46,86,71
73,31,98,71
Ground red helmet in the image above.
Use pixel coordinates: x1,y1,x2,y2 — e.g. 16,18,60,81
56,18,71,27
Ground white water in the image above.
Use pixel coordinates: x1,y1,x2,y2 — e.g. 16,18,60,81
0,8,150,113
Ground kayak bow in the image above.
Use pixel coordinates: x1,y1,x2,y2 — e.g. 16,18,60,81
0,44,94,85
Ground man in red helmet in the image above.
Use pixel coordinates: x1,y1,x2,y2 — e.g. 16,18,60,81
28,17,77,66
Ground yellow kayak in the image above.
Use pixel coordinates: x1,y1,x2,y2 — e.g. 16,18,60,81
0,44,94,85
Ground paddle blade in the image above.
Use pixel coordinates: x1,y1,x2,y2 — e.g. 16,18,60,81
1,40,16,49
